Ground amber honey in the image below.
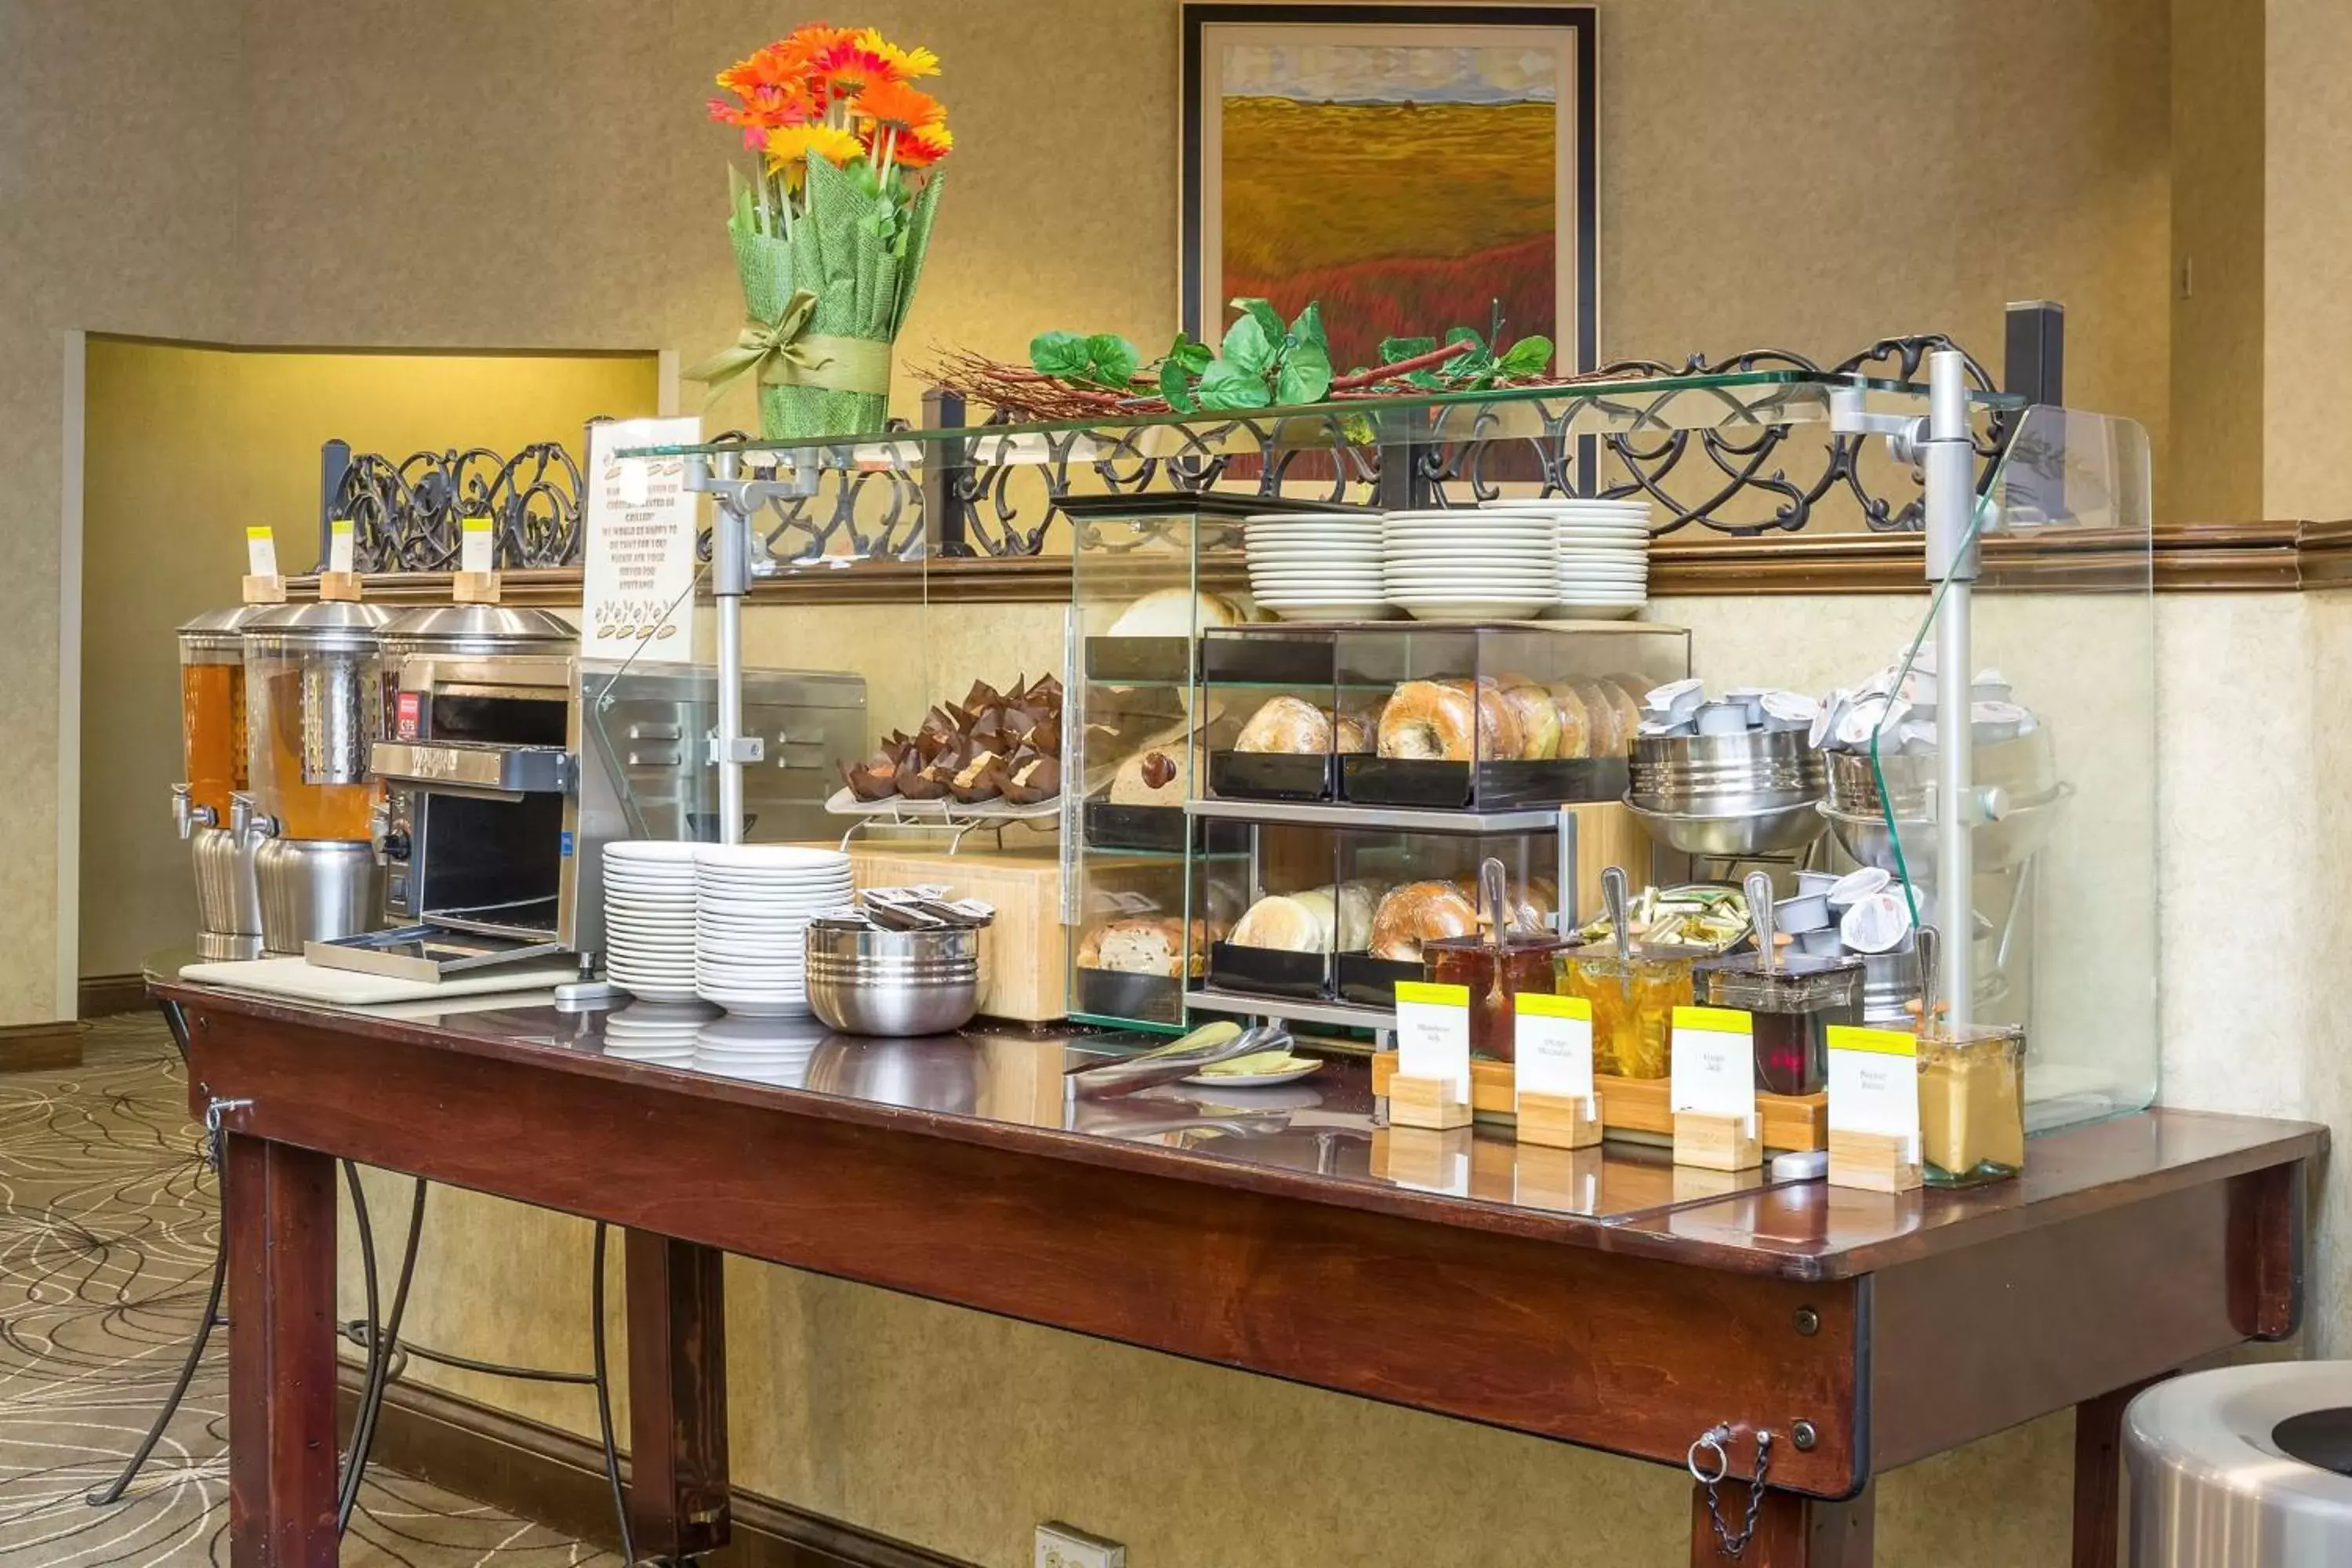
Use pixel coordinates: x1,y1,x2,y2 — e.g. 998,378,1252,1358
179,661,246,822
1557,951,1696,1080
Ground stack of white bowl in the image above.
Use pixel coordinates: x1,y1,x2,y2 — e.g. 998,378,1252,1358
693,1014,828,1087
1243,513,1392,621
1380,510,1558,622
602,841,701,1002
694,844,855,1017
1482,497,1653,618
602,1000,717,1067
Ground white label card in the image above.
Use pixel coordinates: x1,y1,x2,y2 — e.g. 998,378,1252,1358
1671,1005,1758,1133
1394,981,1472,1107
1827,1025,1921,1160
326,518,354,574
460,515,495,574
245,525,278,579
582,417,704,666
1514,992,1595,1113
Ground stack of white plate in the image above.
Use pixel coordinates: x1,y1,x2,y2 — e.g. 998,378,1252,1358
603,841,701,1002
602,1000,717,1067
1483,498,1653,619
1380,510,1558,622
694,844,855,1017
1243,513,1392,621
693,1014,828,1087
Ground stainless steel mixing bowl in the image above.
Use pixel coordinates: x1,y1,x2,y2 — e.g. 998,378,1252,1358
803,921,984,1036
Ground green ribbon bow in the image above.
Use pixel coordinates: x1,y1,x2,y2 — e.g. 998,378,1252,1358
684,288,893,406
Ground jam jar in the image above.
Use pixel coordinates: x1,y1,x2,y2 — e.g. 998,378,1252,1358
1423,934,1570,1062
1555,948,1698,1080
1702,953,1865,1096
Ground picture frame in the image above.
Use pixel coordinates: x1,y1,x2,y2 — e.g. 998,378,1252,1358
1181,3,1599,381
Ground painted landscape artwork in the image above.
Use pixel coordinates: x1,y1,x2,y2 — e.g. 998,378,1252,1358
1217,41,1559,375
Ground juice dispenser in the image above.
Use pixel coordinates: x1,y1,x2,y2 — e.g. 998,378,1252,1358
174,605,269,959
238,601,396,953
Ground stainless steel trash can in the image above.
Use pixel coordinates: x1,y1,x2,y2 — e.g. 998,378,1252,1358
2126,1363,2352,1566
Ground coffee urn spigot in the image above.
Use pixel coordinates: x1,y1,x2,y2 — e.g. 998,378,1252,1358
230,791,278,846
171,782,216,839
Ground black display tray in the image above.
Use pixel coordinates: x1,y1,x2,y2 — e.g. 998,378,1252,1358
1083,800,1192,854
1334,951,1423,1009
1208,750,1337,802
1339,753,1632,810
1200,634,1337,687
1072,967,1186,1028
1207,942,1332,1000
1084,635,1193,686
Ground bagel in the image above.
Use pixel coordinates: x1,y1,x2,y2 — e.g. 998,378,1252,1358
1368,880,1480,963
1235,695,1332,755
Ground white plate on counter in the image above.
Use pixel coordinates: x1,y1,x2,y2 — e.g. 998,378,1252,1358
1181,1062,1324,1088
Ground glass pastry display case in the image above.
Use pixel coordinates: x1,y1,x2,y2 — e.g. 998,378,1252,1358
1200,622,1689,810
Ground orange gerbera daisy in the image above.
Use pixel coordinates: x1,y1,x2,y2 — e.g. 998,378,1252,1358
852,78,946,133
777,23,858,70
810,34,895,100
857,27,940,81
892,121,954,169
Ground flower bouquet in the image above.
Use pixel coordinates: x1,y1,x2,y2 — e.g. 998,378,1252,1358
690,24,951,441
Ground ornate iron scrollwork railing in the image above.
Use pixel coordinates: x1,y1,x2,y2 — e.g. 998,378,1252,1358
321,439,583,573
321,319,2052,572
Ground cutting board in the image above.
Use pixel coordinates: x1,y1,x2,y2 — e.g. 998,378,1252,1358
833,843,1069,1022
180,956,578,1007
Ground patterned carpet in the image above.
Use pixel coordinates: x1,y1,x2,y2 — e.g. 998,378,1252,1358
0,1013,619,1566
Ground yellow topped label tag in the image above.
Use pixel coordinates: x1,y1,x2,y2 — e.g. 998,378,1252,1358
1673,1004,1753,1036
1516,992,1591,1022
1827,1024,1918,1057
1395,981,1469,1008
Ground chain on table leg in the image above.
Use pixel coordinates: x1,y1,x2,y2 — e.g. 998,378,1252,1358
1693,1425,1773,1559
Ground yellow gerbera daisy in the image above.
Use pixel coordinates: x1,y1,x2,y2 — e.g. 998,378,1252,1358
763,122,866,185
858,27,939,81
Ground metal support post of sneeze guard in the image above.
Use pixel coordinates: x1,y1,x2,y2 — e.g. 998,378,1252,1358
1830,348,1983,1025
1919,350,1978,1024
707,448,749,845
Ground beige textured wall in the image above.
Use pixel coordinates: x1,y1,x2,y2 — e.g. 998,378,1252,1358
77,341,657,977
2262,0,2352,517
2168,0,2265,520
1,2,243,1024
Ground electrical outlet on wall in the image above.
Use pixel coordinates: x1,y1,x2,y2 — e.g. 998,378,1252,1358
1036,1521,1127,1568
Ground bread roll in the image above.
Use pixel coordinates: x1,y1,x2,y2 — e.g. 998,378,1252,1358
1231,895,1327,953
1547,681,1594,759
1377,681,1486,760
1450,872,1556,935
1563,679,1622,757
1369,880,1479,963
1333,880,1379,950
1106,588,1240,638
1236,695,1333,755
1334,710,1374,755
1597,676,1646,752
1076,917,1203,977
1499,676,1561,760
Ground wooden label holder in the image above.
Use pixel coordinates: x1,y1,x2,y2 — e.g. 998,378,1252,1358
1388,1073,1473,1131
241,574,288,604
1369,1053,1829,1152
452,570,503,604
316,572,365,603
1828,1128,1923,1193
1671,1110,1762,1173
1517,1089,1601,1149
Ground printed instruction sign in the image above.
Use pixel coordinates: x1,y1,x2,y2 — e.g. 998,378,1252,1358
582,417,703,664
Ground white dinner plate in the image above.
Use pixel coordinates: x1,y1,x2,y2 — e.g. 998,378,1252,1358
1261,603,1400,622
1392,601,1553,622
604,840,704,863
614,983,700,1003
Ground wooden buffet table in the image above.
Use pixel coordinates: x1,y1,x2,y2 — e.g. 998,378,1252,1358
155,977,2322,1568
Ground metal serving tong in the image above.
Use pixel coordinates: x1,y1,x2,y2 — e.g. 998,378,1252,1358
1064,1021,1293,1102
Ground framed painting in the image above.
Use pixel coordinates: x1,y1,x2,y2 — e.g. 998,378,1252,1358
1181,3,1598,381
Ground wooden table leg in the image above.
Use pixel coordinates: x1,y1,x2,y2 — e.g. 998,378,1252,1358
1690,1480,1873,1566
2073,1377,2167,1568
224,1134,339,1568
625,1231,731,1559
